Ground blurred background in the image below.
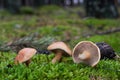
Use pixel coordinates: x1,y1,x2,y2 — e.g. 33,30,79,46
0,0,120,51
0,0,120,18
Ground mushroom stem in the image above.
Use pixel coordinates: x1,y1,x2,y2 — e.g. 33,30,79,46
52,52,62,63
25,59,31,66
14,60,18,65
14,59,31,66
78,51,90,60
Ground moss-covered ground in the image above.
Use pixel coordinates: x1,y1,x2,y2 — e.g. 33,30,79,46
0,5,120,80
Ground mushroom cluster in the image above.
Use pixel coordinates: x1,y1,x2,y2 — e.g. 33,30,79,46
14,40,117,67
14,41,72,65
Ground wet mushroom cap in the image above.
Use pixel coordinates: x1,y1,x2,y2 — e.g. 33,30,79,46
72,41,100,67
47,41,72,56
15,48,37,63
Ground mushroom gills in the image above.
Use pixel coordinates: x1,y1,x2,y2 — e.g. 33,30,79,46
72,41,101,67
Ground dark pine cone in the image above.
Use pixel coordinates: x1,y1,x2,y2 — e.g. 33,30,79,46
36,49,50,55
96,42,116,59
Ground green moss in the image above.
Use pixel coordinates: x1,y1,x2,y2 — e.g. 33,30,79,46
0,52,120,80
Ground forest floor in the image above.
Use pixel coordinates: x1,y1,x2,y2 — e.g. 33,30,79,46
0,5,120,80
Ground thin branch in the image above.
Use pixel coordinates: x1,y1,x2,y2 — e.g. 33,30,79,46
83,27,120,37
95,27,120,35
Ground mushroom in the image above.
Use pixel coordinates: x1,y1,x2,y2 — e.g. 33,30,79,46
47,41,72,63
15,48,37,66
72,41,100,67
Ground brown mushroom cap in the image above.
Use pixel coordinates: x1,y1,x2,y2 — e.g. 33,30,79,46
47,41,72,63
15,48,37,64
72,41,100,67
47,41,71,56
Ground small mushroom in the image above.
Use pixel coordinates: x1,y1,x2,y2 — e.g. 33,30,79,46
15,48,37,66
47,41,72,63
72,41,100,67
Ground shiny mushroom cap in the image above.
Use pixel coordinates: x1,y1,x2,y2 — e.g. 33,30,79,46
15,48,37,64
47,41,72,63
47,41,71,56
72,41,100,67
